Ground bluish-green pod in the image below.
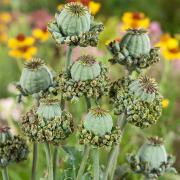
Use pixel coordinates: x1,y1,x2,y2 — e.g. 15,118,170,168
83,107,113,136
0,127,12,143
70,55,101,81
137,137,167,170
120,29,151,58
20,58,53,95
56,2,91,36
129,76,159,103
37,98,62,120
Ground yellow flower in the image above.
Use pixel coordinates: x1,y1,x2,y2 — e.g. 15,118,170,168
162,99,169,108
8,34,37,60
8,34,35,48
157,34,180,60
89,1,101,15
156,34,179,49
57,4,64,11
0,24,8,44
32,27,50,42
0,31,8,43
1,0,10,5
162,46,180,60
121,12,150,30
0,12,11,24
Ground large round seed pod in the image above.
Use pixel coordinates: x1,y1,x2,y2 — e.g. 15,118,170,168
70,55,101,82
137,137,167,170
0,127,12,144
20,58,53,95
129,76,160,103
56,2,91,36
37,98,62,120
83,107,113,136
120,29,151,58
110,78,162,128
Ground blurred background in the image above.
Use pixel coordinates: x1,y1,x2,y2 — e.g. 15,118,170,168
0,0,180,179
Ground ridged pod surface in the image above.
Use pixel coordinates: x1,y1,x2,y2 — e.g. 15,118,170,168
137,137,167,170
120,29,151,58
20,58,53,95
56,2,91,36
129,76,160,103
70,55,101,81
37,98,62,120
83,107,113,136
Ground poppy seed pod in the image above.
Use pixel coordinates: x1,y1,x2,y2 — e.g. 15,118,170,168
79,107,121,147
70,55,101,81
19,58,53,95
110,78,162,128
0,128,29,167
58,55,109,100
129,76,159,103
48,2,104,47
120,29,151,58
21,108,74,145
56,2,91,36
108,29,160,72
37,98,62,120
84,107,113,136
127,137,177,179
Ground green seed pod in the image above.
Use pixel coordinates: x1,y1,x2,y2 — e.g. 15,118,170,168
120,29,151,58
129,76,159,103
0,129,29,167
56,2,91,36
83,107,113,136
127,137,177,179
70,55,101,81
37,98,62,120
21,108,74,145
137,137,167,170
107,29,160,72
110,78,162,128
0,127,12,144
20,58,53,95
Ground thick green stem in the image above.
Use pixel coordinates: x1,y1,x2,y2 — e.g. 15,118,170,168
31,98,39,180
65,46,73,70
44,143,53,180
85,96,91,110
104,113,127,180
76,145,91,180
31,142,38,180
76,97,91,180
1,167,9,180
93,148,100,180
53,146,59,180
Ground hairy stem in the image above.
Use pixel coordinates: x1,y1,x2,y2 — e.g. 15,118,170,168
104,113,127,180
65,46,73,70
1,167,9,180
93,148,100,180
44,142,53,180
53,146,59,180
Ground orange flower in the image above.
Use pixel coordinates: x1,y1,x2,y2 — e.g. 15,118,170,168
8,34,37,60
121,12,150,30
